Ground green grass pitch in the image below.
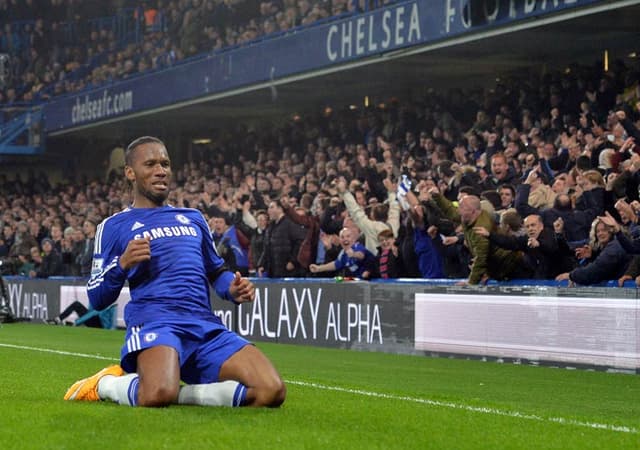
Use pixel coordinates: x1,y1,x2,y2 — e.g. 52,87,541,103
0,323,638,449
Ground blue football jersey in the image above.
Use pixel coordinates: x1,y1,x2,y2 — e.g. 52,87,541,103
334,242,375,278
87,205,235,326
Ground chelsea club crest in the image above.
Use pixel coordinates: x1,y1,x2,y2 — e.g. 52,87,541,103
175,214,191,224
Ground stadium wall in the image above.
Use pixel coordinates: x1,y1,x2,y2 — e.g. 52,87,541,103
4,277,638,372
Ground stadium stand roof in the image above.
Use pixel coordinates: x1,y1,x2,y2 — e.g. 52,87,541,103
50,0,640,145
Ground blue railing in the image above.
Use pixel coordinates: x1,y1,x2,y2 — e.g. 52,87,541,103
0,108,43,154
30,276,640,289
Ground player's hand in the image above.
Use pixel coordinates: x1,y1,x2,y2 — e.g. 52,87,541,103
229,271,255,303
119,236,151,270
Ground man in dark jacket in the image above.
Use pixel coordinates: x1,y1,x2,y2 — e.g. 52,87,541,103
77,219,97,277
480,152,518,191
30,238,63,278
281,198,319,273
257,201,307,278
474,214,560,279
248,210,269,275
515,173,601,245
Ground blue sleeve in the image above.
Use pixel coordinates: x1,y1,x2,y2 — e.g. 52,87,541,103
87,217,127,311
514,183,539,218
414,229,434,255
539,159,555,179
198,211,237,304
413,228,444,278
333,250,346,270
213,271,236,303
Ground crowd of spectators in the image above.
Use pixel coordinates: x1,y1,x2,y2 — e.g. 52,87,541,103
0,0,387,106
2,58,640,286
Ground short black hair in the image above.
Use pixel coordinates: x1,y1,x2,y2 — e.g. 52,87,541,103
576,155,591,172
84,217,98,228
125,136,165,166
498,183,516,196
536,170,550,185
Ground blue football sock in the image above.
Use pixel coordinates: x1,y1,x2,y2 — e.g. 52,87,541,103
233,383,247,407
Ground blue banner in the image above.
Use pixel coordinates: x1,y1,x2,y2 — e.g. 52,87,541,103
43,0,605,132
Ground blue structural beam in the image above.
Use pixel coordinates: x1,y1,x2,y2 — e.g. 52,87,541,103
0,144,43,154
0,108,43,154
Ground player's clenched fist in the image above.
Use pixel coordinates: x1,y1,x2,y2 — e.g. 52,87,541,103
119,236,152,270
229,271,255,303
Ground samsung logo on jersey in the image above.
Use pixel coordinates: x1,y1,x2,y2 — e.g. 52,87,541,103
134,226,198,240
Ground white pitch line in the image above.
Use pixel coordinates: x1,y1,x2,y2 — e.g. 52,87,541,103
1,342,637,435
286,380,638,435
0,343,116,361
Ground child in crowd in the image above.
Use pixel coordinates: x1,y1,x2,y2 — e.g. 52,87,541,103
374,229,403,278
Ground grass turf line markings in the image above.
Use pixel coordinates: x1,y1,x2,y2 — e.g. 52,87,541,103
0,342,115,361
286,380,638,435
2,342,637,435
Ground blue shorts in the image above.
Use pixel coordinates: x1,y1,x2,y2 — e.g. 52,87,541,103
120,315,250,384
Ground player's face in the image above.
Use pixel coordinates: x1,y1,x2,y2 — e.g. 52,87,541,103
126,142,172,207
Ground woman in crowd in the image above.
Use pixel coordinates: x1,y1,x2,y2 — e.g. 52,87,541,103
556,217,631,285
